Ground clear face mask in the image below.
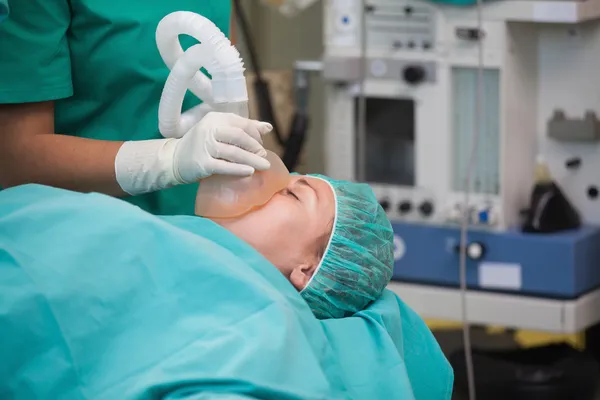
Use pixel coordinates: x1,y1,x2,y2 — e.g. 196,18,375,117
195,150,291,219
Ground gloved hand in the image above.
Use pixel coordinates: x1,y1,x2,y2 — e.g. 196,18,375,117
115,112,273,196
163,102,214,139
173,111,271,183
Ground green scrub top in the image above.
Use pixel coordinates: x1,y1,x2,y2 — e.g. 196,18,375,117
0,0,7,22
0,1,232,216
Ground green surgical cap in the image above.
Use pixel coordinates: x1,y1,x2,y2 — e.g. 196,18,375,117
300,174,395,319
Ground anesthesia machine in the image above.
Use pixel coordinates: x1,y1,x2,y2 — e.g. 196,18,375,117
320,0,600,300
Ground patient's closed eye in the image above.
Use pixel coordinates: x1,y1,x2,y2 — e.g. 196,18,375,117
283,188,299,200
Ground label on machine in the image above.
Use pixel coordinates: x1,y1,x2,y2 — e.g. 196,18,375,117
478,262,522,290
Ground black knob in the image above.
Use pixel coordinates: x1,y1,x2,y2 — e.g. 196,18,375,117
456,27,484,41
419,200,434,217
402,65,426,85
398,201,412,214
379,199,391,212
565,157,582,169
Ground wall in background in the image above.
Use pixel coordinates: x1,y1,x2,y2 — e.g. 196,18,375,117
234,2,326,173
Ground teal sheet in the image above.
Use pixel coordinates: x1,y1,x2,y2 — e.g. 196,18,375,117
0,184,453,399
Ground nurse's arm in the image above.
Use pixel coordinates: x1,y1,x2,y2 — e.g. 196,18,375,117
0,101,126,196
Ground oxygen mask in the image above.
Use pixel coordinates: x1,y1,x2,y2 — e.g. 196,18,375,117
195,150,290,218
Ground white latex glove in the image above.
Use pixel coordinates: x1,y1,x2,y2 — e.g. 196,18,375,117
163,102,214,139
115,112,272,196
173,112,272,183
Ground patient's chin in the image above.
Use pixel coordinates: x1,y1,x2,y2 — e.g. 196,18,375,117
208,201,270,226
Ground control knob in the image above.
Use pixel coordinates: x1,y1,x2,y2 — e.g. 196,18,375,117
379,199,391,212
398,201,412,214
402,65,426,85
467,242,486,260
419,200,434,217
453,241,486,260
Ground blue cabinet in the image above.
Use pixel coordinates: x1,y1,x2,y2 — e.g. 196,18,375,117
391,222,600,298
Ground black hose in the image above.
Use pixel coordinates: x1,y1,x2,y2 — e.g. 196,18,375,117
232,0,308,172
232,0,262,79
232,0,285,146
282,113,309,170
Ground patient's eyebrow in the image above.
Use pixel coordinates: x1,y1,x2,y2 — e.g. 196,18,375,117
297,178,318,201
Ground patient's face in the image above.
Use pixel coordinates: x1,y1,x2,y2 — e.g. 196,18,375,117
213,175,335,290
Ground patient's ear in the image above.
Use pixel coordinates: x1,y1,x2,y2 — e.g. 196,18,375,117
290,263,317,291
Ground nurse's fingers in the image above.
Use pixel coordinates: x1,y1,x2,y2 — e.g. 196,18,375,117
215,127,267,157
213,143,271,171
208,159,255,177
221,113,273,138
244,123,265,144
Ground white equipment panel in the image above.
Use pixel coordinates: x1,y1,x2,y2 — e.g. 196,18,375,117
322,0,600,228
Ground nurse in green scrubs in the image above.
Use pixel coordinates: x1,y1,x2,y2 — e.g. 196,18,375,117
0,0,7,22
0,1,272,216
